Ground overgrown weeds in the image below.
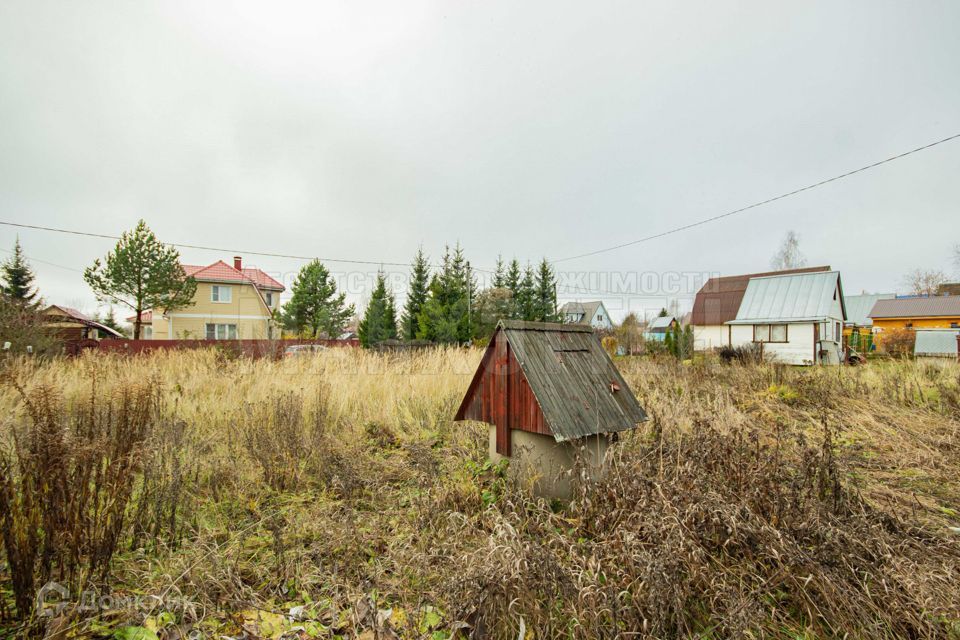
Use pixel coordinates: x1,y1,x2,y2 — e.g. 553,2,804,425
0,375,158,618
0,349,957,638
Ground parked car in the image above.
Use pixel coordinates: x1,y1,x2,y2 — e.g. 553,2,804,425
283,344,327,357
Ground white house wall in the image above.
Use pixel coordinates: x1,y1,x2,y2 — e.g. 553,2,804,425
728,323,818,365
693,325,726,350
761,323,816,365
593,304,613,330
729,325,753,348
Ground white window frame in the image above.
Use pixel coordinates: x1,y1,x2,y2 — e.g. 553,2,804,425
211,285,233,303
205,323,238,340
264,291,273,307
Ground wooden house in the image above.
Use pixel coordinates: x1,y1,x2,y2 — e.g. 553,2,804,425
455,320,647,498
644,315,677,342
559,301,614,330
725,270,847,365
868,296,960,333
691,266,831,350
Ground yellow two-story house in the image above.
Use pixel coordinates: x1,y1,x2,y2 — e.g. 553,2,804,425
129,256,284,340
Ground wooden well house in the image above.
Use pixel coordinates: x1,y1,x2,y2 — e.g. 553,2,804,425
455,320,647,498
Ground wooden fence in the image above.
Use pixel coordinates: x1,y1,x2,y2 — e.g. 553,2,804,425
67,338,359,358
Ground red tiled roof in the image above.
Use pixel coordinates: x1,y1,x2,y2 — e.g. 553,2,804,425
126,310,153,324
690,266,832,325
182,260,284,291
868,296,960,319
125,259,282,322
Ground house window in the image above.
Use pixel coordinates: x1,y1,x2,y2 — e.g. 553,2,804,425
770,324,787,342
264,292,274,307
951,322,959,329
597,314,603,322
835,322,841,340
144,326,153,339
905,322,913,329
211,285,232,303
754,324,788,343
205,323,237,340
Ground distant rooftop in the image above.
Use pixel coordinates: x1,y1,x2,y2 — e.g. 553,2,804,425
844,293,895,326
869,296,960,319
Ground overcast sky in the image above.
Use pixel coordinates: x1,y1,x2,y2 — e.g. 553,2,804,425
1,0,958,322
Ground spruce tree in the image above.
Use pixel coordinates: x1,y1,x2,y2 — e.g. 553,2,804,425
95,306,126,336
505,258,522,318
401,249,430,340
449,245,475,341
358,271,398,348
417,244,472,344
517,263,537,321
417,248,457,342
492,255,506,289
1,238,40,307
533,258,558,322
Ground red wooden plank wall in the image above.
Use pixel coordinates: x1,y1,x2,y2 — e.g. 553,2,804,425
459,330,551,455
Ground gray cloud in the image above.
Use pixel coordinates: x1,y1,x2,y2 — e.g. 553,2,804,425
1,0,958,320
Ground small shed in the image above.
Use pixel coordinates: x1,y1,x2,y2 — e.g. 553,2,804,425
454,320,647,498
914,329,960,360
43,305,123,341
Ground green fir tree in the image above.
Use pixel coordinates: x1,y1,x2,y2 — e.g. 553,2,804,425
1,238,40,307
417,244,472,344
401,248,430,340
492,255,506,289
359,271,398,348
505,258,522,319
533,258,558,322
516,263,537,321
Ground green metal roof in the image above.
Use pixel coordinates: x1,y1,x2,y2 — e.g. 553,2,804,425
727,271,845,325
844,293,895,326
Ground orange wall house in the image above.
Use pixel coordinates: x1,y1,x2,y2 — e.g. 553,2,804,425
868,296,960,335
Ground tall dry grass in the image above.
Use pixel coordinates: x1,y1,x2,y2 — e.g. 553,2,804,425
0,348,957,638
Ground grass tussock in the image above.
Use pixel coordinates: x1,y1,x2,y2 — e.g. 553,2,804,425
0,348,957,638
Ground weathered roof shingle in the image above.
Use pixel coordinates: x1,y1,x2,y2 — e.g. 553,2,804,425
479,320,647,441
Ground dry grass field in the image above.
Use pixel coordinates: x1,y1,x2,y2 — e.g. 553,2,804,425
1,348,959,639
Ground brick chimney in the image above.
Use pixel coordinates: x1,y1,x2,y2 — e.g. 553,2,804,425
233,256,242,270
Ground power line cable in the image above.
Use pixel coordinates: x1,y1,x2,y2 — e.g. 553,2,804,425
555,131,960,263
7,131,956,284
0,219,506,274
0,220,425,268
